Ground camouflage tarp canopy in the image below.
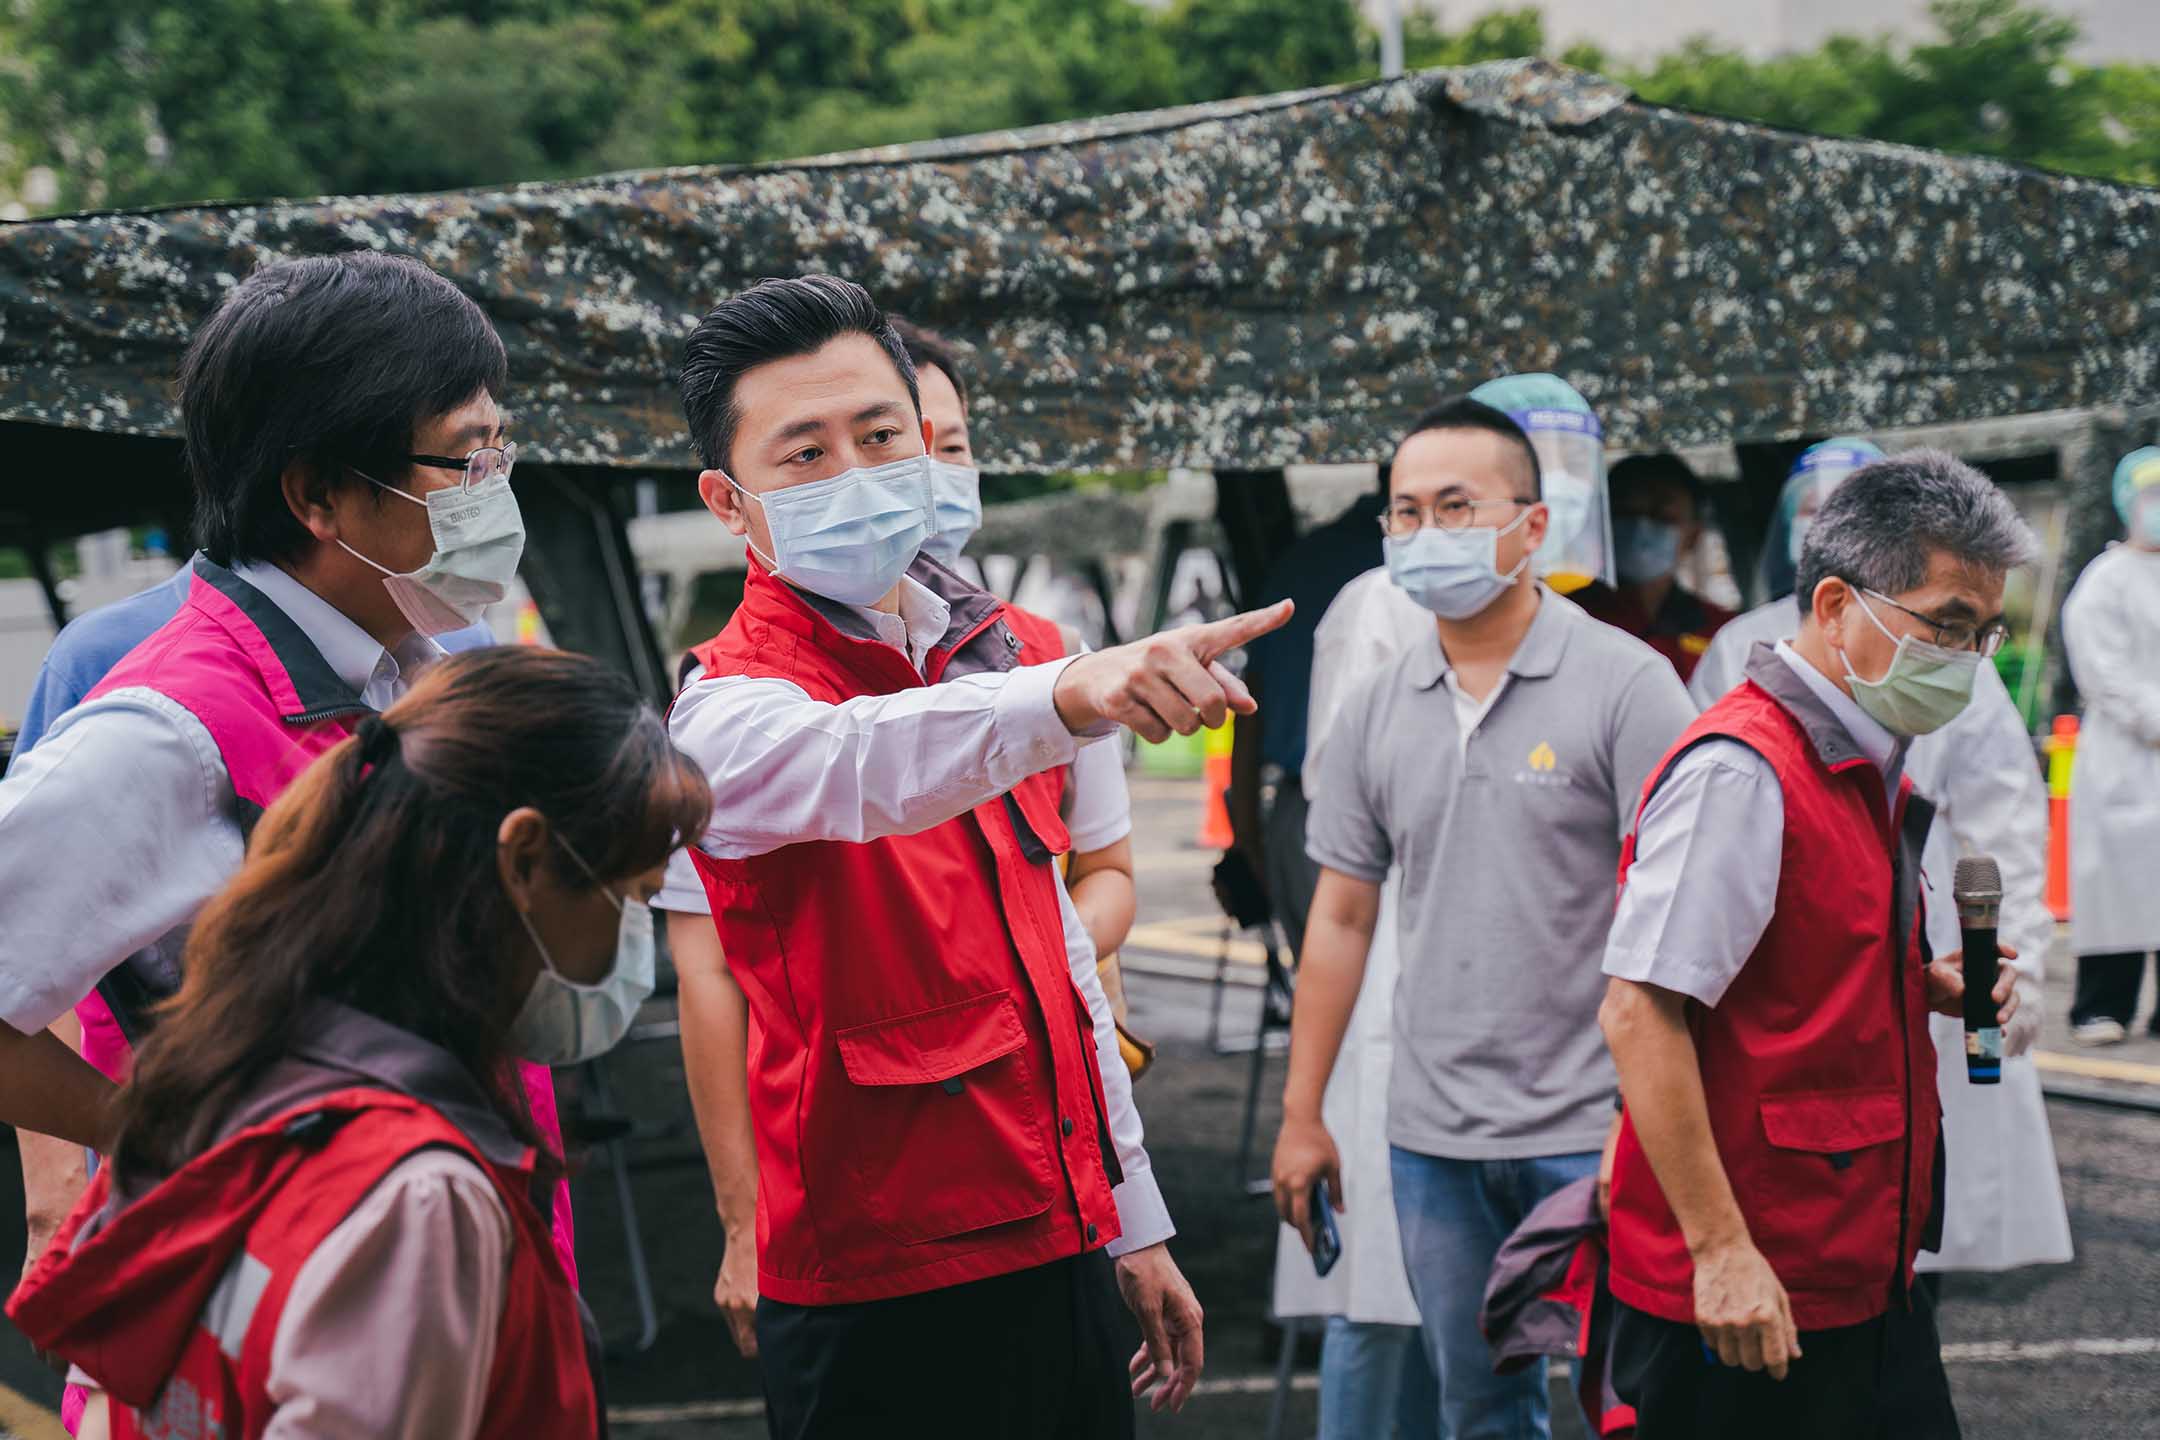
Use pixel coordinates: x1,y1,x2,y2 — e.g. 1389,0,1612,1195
6,56,2158,483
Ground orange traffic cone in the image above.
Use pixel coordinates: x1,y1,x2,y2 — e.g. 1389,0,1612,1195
1198,717,1236,850
2045,714,2077,922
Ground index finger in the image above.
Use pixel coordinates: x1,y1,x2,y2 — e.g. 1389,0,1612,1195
1189,600,1294,661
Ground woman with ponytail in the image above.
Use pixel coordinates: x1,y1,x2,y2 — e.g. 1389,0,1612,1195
9,647,710,1440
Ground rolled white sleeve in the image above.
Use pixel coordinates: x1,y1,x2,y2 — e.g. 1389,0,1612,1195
1052,868,1172,1255
1601,740,1784,1008
0,691,244,1034
669,660,1090,862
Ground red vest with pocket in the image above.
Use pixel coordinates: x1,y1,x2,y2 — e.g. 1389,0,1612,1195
1605,672,1940,1332
9,1088,596,1440
683,562,1122,1305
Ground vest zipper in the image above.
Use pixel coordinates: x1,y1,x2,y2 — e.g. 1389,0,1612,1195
284,704,373,726
1885,796,1915,1320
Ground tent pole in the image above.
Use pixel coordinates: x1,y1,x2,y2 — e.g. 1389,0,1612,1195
24,540,66,631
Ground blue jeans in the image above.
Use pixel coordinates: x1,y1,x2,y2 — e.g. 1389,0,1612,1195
1390,1145,1602,1440
1320,1317,1441,1440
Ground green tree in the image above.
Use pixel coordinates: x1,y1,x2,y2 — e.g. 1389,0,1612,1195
765,0,1183,160
1402,7,1545,70
6,0,2160,215
1157,0,1367,104
2092,63,2160,184
2,0,383,210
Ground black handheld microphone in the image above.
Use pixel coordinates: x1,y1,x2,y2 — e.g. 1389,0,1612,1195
1956,856,2003,1086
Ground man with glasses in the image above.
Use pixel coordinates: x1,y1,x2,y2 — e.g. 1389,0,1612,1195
1271,395,1694,1440
1688,443,2070,1285
1598,452,2036,1437
0,254,576,1411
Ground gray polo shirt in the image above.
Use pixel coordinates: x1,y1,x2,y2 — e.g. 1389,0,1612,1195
1306,589,1697,1161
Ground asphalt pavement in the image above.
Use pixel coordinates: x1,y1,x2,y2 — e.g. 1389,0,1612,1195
0,771,2155,1438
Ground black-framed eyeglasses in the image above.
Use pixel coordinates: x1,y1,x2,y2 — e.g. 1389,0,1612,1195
407,442,517,491
1379,496,1532,539
1858,586,2011,658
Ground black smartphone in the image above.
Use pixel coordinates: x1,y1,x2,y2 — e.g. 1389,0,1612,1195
1310,1178,1342,1277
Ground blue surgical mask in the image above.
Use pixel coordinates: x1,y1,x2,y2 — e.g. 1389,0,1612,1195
1613,516,1681,584
1384,508,1533,620
732,454,934,606
509,834,656,1067
920,460,983,566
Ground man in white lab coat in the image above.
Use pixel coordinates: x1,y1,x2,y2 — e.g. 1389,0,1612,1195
2061,446,2160,1043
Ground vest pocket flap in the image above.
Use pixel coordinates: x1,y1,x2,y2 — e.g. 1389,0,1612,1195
836,991,1029,1087
1758,1089,1906,1154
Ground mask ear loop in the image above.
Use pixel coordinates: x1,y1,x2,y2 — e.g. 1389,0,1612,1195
722,472,783,572
1835,587,1906,689
553,832,627,915
1497,499,1539,583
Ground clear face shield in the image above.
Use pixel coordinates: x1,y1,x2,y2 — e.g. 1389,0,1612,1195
1761,442,1882,599
1509,407,1610,593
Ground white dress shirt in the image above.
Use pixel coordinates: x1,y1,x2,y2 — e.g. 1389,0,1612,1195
656,581,1132,909
0,563,440,1035
663,580,1172,1256
1602,642,1904,1007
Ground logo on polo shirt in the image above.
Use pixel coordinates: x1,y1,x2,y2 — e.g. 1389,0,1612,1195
1516,740,1571,788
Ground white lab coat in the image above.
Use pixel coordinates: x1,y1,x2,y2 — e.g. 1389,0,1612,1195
1694,597,2072,1271
1271,567,1427,1326
2061,545,2160,955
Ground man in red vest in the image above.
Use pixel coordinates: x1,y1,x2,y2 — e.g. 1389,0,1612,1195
1596,450,2036,1437
668,274,1285,1437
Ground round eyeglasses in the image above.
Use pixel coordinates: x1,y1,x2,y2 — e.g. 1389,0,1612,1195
1378,496,1532,539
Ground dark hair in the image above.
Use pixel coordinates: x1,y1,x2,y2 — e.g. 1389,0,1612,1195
1400,396,1542,500
107,647,712,1182
678,275,919,473
888,317,969,411
1795,449,2038,607
180,252,508,568
1609,453,1703,515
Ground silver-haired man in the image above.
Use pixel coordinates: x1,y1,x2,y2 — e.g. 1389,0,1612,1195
1596,451,2036,1438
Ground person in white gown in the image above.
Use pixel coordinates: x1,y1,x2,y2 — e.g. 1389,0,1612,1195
2060,447,2160,1044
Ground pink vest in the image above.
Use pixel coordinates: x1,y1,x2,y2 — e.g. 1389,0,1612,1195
71,559,577,1281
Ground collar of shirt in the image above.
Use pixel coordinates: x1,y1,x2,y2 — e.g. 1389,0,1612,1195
1773,639,1902,776
846,576,952,675
232,561,444,710
1405,584,1566,692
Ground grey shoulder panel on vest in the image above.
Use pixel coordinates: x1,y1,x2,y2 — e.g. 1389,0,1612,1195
4,59,2157,470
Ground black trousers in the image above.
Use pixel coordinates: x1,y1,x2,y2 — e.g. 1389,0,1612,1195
2071,950,2158,1029
756,1252,1136,1440
1611,1289,1961,1440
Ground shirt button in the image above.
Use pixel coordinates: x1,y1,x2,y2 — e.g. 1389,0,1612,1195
1061,1116,1075,1138
1087,1223,1099,1243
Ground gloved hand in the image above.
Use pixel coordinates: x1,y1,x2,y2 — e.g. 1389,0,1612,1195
2004,969,2045,1059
